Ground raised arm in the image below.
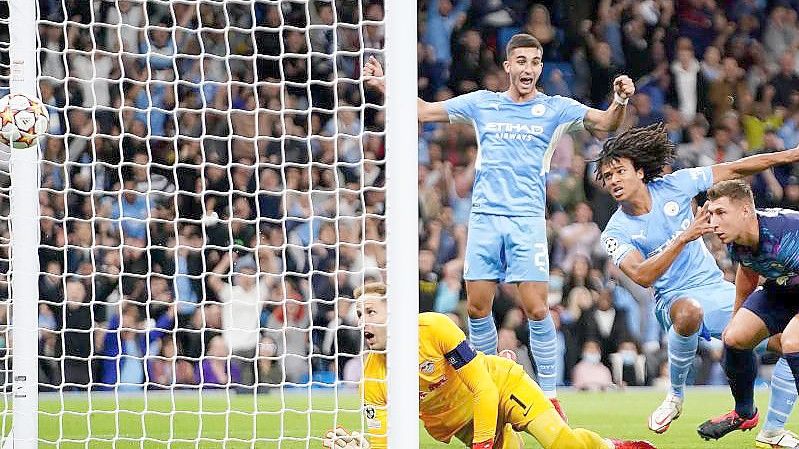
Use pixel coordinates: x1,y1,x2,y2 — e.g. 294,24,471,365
363,56,450,123
616,206,714,288
712,146,799,183
206,252,232,296
584,75,635,133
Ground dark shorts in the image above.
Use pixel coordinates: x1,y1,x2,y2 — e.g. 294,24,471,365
742,284,799,335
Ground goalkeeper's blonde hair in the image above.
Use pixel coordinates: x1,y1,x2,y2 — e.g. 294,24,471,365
353,282,386,300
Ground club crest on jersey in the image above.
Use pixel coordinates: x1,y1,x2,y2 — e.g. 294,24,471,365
664,201,679,216
531,104,546,116
419,360,435,374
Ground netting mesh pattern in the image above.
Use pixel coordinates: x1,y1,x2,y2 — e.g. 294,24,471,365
17,0,386,446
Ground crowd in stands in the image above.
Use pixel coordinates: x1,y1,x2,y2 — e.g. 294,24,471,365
10,0,799,393
419,0,799,390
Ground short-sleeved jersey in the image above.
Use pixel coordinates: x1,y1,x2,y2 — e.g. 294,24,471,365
444,90,588,217
362,312,512,445
600,166,724,301
728,208,799,286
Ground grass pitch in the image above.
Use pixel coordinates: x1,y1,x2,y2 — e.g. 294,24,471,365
26,387,795,448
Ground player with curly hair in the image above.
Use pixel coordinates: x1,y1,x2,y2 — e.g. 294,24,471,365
597,122,799,447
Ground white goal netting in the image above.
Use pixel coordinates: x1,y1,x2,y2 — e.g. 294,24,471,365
7,0,390,447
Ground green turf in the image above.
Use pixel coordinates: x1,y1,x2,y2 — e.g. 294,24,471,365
19,387,795,448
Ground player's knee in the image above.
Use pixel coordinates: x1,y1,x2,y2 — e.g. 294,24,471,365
522,303,549,321
670,299,703,336
723,328,757,350
467,300,492,318
781,333,799,353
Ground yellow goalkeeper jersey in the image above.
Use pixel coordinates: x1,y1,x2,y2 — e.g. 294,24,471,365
363,312,514,448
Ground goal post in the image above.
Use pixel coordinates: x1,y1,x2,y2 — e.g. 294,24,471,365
384,0,419,448
8,0,40,447
2,0,419,447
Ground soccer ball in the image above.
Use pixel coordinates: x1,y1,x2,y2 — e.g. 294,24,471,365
0,93,49,149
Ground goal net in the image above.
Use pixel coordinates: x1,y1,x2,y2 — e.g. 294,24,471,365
2,0,417,447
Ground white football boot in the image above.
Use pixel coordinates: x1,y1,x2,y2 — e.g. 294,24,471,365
648,393,683,433
755,428,799,449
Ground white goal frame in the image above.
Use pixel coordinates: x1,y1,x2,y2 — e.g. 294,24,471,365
8,0,41,448
4,0,419,448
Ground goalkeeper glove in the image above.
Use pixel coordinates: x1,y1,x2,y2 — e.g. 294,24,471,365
322,427,371,449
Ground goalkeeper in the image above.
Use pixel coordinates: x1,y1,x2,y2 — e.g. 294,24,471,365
323,282,656,449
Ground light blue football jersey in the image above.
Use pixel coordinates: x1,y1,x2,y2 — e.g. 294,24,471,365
600,166,725,302
444,90,588,217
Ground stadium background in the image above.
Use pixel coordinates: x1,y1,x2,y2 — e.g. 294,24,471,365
0,0,798,447
26,0,799,395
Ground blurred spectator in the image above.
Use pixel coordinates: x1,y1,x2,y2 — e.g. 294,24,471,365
62,278,94,390
523,5,562,61
196,335,241,388
419,250,440,313
434,259,464,314
258,335,281,392
670,38,709,123
207,252,266,389
29,0,799,393
572,340,613,391
560,256,602,302
97,301,175,391
556,202,601,270
577,287,632,366
609,340,647,387
424,0,470,90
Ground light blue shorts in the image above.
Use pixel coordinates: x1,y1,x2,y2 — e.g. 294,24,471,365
654,281,735,339
464,213,548,283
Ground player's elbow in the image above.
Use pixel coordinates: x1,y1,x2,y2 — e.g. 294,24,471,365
629,270,655,288
418,101,434,122
594,117,620,133
418,100,447,122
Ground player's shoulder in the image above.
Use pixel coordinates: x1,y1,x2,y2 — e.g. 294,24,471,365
419,312,464,345
758,208,799,232
419,311,452,328
457,89,497,102
602,207,630,234
546,94,583,106
758,207,799,218
363,352,387,378
660,166,711,187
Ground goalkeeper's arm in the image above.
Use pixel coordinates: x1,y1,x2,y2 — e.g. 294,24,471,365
447,341,500,449
363,56,449,123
